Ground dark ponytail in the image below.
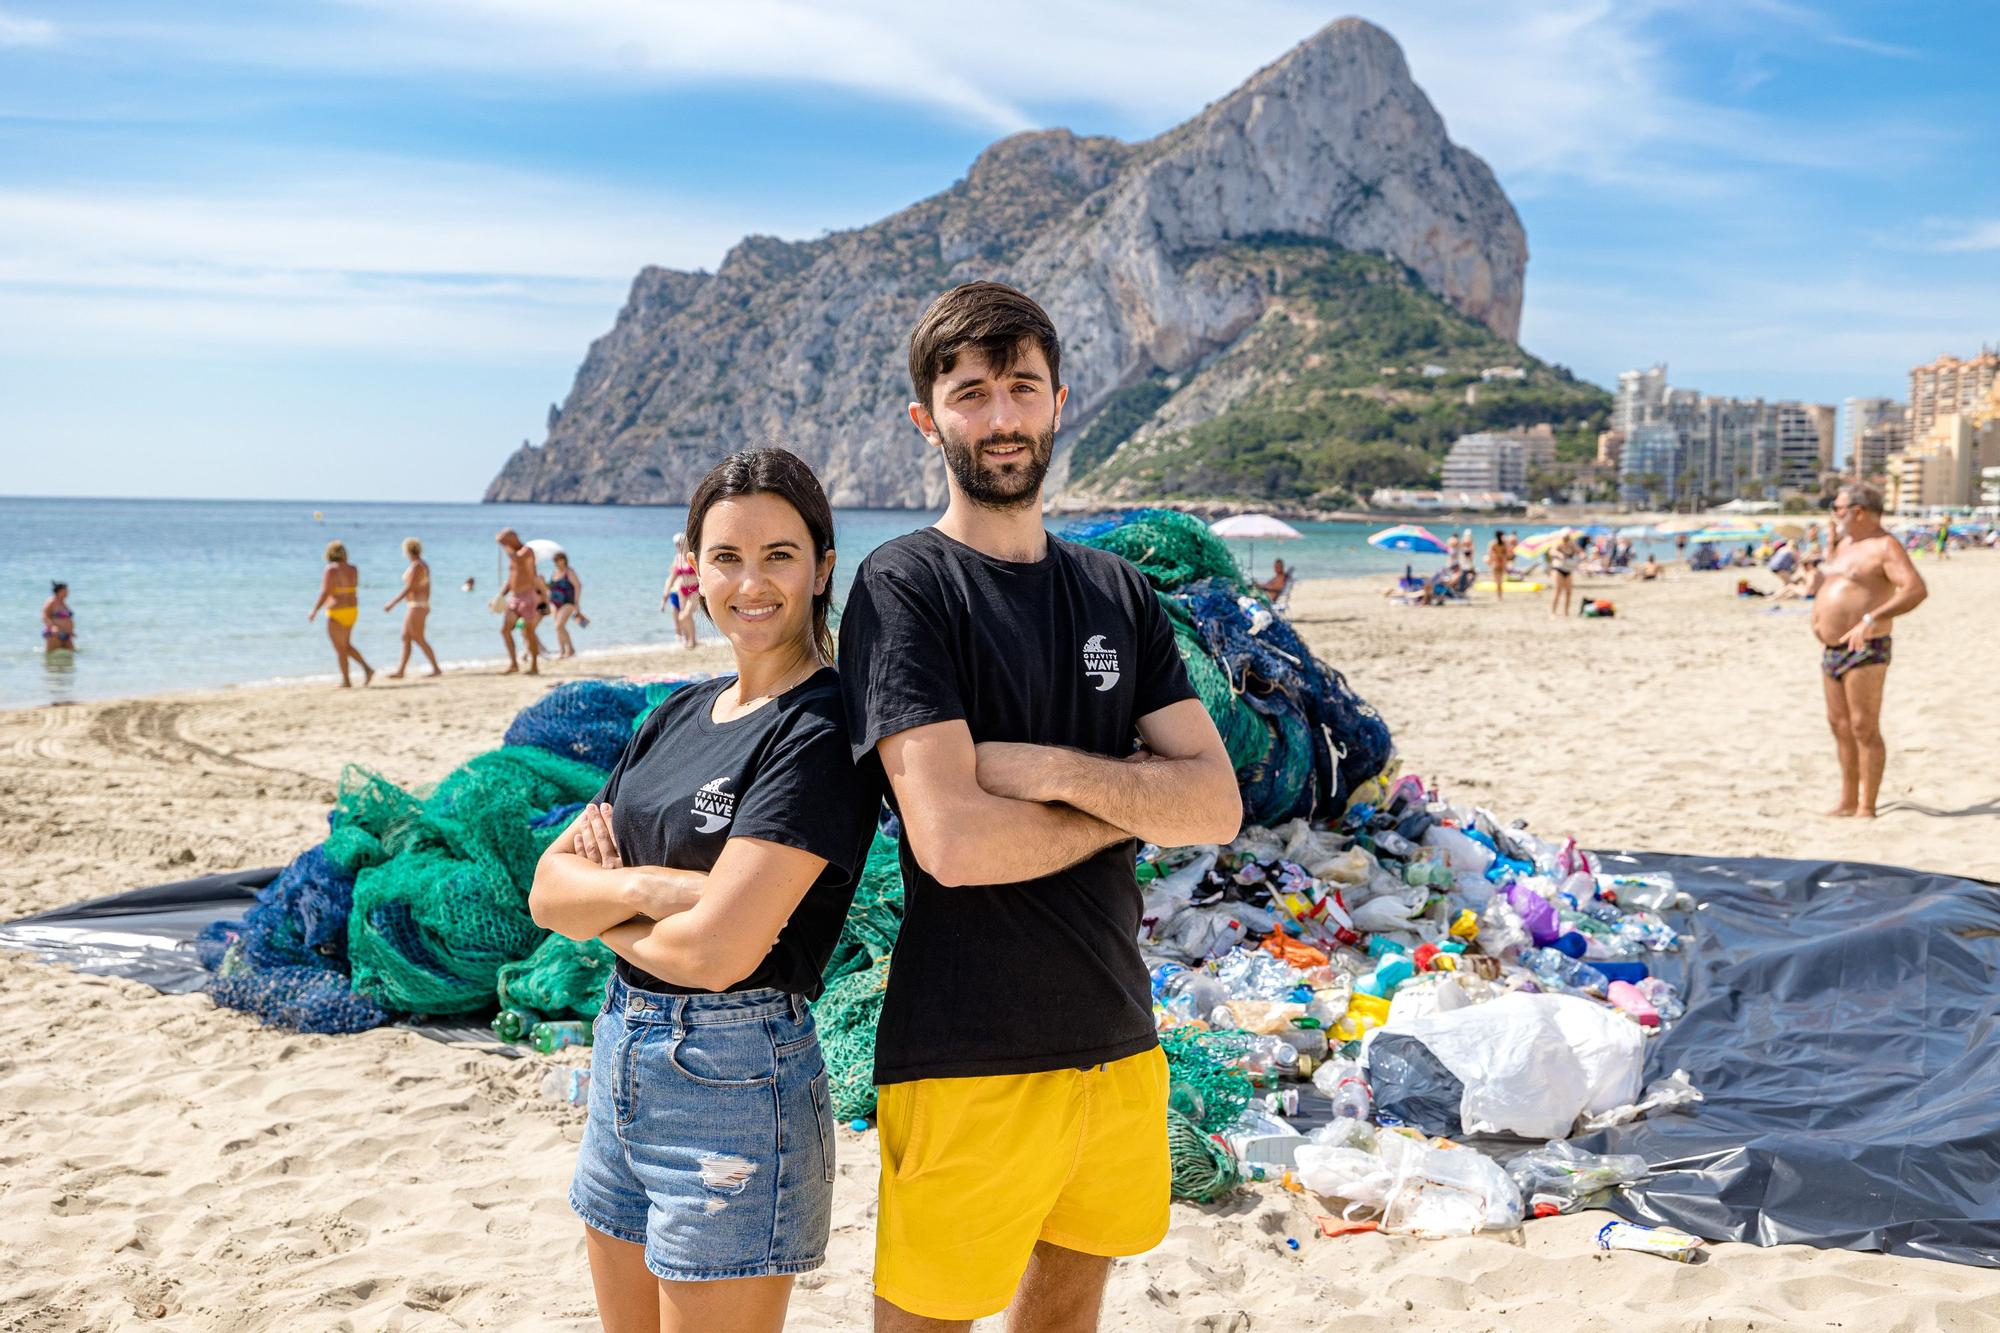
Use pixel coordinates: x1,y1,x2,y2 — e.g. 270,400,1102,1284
684,449,838,663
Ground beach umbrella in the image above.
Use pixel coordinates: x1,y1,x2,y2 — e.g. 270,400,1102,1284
1365,523,1448,555
1687,528,1765,544
523,538,565,566
1213,512,1304,571
1514,528,1572,560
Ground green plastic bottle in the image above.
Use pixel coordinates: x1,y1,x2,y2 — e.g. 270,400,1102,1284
491,1007,543,1042
529,1019,593,1055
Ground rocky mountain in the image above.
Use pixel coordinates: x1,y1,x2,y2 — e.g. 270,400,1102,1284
486,18,1538,508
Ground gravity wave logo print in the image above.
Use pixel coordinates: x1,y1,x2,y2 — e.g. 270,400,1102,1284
1082,634,1121,692
691,777,736,834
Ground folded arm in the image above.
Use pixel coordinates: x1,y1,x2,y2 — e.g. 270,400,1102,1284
529,803,706,940
880,720,1130,888
974,697,1243,850
597,836,826,991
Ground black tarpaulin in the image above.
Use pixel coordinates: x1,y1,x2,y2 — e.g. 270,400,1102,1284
1578,851,2000,1268
0,869,517,1052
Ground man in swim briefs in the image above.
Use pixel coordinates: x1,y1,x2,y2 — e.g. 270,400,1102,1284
496,528,543,676
1812,483,1926,819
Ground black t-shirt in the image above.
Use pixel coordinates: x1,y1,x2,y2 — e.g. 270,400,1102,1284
594,668,881,1000
838,527,1198,1083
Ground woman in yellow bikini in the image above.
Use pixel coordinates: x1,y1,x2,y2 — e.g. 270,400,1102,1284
309,540,375,687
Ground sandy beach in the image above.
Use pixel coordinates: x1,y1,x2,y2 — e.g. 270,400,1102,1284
4,554,1997,1331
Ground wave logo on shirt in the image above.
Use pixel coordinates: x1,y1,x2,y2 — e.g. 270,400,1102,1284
690,777,736,834
1082,634,1121,692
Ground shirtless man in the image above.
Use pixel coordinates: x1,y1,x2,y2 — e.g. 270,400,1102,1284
1813,483,1927,818
495,528,543,675
384,536,441,678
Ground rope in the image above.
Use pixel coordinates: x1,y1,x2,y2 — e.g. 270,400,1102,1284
1167,1106,1241,1203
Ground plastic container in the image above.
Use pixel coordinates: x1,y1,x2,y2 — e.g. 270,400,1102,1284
1607,980,1661,1027
1332,992,1391,1042
539,1066,590,1105
1594,960,1651,985
529,1019,593,1054
1312,1058,1374,1119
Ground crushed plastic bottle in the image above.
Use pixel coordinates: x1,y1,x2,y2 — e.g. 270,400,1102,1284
529,1019,592,1054
539,1066,590,1105
1312,1058,1374,1119
1525,948,1610,996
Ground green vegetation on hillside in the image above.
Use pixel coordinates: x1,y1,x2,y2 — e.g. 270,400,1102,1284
1074,243,1610,505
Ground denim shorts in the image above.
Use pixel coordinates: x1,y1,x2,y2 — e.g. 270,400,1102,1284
567,976,836,1281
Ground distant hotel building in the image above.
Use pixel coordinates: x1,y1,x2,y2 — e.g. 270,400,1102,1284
1885,413,1997,511
1440,425,1557,498
1908,349,2000,436
1610,361,1834,502
1857,415,1911,480
1841,397,1903,471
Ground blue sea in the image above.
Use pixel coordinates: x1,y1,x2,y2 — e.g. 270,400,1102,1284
2,496,1552,708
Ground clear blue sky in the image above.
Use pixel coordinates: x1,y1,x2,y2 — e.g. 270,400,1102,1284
4,1,1996,500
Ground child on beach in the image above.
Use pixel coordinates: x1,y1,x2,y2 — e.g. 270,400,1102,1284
531,449,881,1333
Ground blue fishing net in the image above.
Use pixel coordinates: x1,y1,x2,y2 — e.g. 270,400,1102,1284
502,679,684,770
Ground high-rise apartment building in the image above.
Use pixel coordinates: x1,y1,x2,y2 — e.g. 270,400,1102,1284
1885,412,1998,511
1857,416,1910,480
1615,364,1667,437
1841,397,1902,470
1619,423,1684,505
1908,349,2000,436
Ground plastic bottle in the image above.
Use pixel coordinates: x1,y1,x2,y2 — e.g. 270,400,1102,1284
1606,980,1660,1028
1373,830,1418,860
1154,965,1230,1022
1637,976,1685,1021
539,1066,590,1105
1525,948,1610,996
529,1019,593,1054
1312,1058,1374,1118
491,1007,543,1043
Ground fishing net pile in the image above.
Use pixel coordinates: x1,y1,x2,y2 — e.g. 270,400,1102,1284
198,680,685,1032
1068,509,1394,824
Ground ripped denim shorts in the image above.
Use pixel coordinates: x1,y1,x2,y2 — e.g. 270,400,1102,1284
568,975,835,1280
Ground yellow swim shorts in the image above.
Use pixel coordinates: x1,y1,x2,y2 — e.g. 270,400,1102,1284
873,1046,1169,1322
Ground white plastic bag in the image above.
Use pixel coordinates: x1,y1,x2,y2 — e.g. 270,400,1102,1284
1383,992,1643,1139
1350,886,1428,933
1376,1132,1523,1236
1294,1144,1396,1219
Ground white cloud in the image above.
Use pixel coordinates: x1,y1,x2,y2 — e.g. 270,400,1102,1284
0,159,760,357
0,8,56,46
1927,219,2000,253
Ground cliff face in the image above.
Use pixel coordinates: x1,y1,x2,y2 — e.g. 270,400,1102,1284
485,18,1530,507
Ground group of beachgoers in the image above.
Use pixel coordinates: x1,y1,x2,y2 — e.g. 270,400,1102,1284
527,282,1243,1333
301,533,603,686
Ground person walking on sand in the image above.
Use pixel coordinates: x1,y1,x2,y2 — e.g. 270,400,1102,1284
496,528,543,675
1486,532,1509,600
308,540,373,687
549,551,589,659
531,449,882,1333
841,283,1242,1332
1815,483,1927,819
383,537,441,678
661,533,701,651
1549,530,1581,616
42,581,76,652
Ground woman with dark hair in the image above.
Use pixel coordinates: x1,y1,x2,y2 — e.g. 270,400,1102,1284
530,448,880,1333
549,550,589,659
308,540,373,686
42,582,75,652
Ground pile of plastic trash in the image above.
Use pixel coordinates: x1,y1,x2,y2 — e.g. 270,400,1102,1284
1146,772,1705,1241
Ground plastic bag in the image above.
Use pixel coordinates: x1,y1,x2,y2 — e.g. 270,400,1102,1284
1382,992,1644,1139
1363,1032,1463,1135
1377,1131,1524,1236
1577,1068,1704,1133
1506,1139,1650,1213
1351,886,1428,933
1422,825,1494,875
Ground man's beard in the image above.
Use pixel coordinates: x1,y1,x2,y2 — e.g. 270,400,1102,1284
937,422,1054,511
